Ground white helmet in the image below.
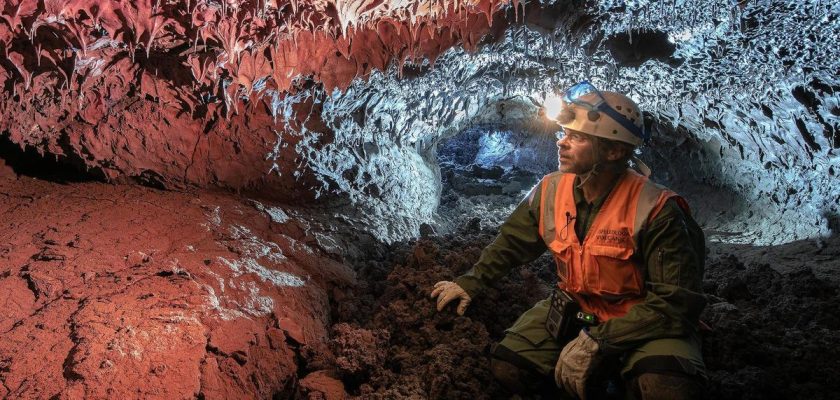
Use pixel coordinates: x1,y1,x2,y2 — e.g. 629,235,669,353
555,82,647,147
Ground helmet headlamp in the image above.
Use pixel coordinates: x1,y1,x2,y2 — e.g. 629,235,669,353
560,81,649,144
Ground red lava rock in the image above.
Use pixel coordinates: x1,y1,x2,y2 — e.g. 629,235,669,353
0,1,514,197
329,226,840,399
0,176,354,399
278,316,307,345
264,327,286,350
299,370,348,400
0,276,36,333
330,323,389,379
125,251,152,268
326,234,548,399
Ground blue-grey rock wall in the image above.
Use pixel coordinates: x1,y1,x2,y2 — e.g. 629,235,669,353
271,0,839,243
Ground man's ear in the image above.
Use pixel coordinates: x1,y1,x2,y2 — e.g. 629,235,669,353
604,144,627,162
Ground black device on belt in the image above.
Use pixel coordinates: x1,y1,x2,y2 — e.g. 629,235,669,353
545,288,599,342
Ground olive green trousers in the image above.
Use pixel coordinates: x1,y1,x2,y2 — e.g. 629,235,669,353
494,299,706,380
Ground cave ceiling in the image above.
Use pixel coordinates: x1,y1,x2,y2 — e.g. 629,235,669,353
0,0,838,243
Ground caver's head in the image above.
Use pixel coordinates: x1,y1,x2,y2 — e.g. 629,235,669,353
554,81,646,146
548,82,649,176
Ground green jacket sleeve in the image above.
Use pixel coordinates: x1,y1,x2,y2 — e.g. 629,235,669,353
588,198,708,354
454,184,548,298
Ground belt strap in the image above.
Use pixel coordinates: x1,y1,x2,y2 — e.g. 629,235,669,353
490,343,544,375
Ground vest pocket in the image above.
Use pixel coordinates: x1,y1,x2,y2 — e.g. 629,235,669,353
548,241,574,282
586,244,643,298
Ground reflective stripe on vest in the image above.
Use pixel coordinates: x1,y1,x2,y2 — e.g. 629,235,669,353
538,169,680,322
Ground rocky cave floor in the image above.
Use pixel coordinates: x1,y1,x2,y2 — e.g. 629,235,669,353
324,163,840,400
1,160,839,399
328,221,840,400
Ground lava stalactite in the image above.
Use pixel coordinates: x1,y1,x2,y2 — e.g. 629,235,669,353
0,0,513,195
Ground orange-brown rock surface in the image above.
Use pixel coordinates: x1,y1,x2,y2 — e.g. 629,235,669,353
0,167,354,399
0,0,514,196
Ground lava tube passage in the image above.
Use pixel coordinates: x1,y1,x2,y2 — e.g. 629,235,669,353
0,1,838,399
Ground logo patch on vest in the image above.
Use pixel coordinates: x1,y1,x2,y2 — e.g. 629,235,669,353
594,227,632,245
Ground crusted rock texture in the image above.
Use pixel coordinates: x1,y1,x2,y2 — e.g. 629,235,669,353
0,171,354,399
0,0,511,203
328,224,840,400
1,1,837,242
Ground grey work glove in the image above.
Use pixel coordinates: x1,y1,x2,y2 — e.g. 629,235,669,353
555,329,604,400
430,281,472,316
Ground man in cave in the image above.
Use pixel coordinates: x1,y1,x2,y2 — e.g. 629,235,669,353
430,81,707,400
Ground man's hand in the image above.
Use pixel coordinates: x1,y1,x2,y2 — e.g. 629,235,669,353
430,281,472,315
555,329,603,400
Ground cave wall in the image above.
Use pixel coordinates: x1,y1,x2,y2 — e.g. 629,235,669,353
0,0,838,244
0,0,512,204
305,0,839,243
595,0,840,244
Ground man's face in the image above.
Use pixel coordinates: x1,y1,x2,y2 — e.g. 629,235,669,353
556,128,597,174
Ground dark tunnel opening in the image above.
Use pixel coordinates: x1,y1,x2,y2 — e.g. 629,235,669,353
605,29,679,67
434,125,558,231
0,134,105,183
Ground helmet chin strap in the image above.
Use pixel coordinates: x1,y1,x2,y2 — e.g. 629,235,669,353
576,138,602,189
631,155,651,177
575,162,600,188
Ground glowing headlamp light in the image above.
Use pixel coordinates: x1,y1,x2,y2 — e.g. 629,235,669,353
543,94,565,122
545,81,648,143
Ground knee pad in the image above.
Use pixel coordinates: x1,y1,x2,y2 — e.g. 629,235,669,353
631,373,704,400
490,343,561,396
490,358,536,393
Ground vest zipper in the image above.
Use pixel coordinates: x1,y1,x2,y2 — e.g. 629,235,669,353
579,242,585,291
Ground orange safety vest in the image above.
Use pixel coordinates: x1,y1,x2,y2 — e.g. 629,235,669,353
537,170,686,323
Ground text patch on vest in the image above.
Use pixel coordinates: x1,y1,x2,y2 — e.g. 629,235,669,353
594,227,632,247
